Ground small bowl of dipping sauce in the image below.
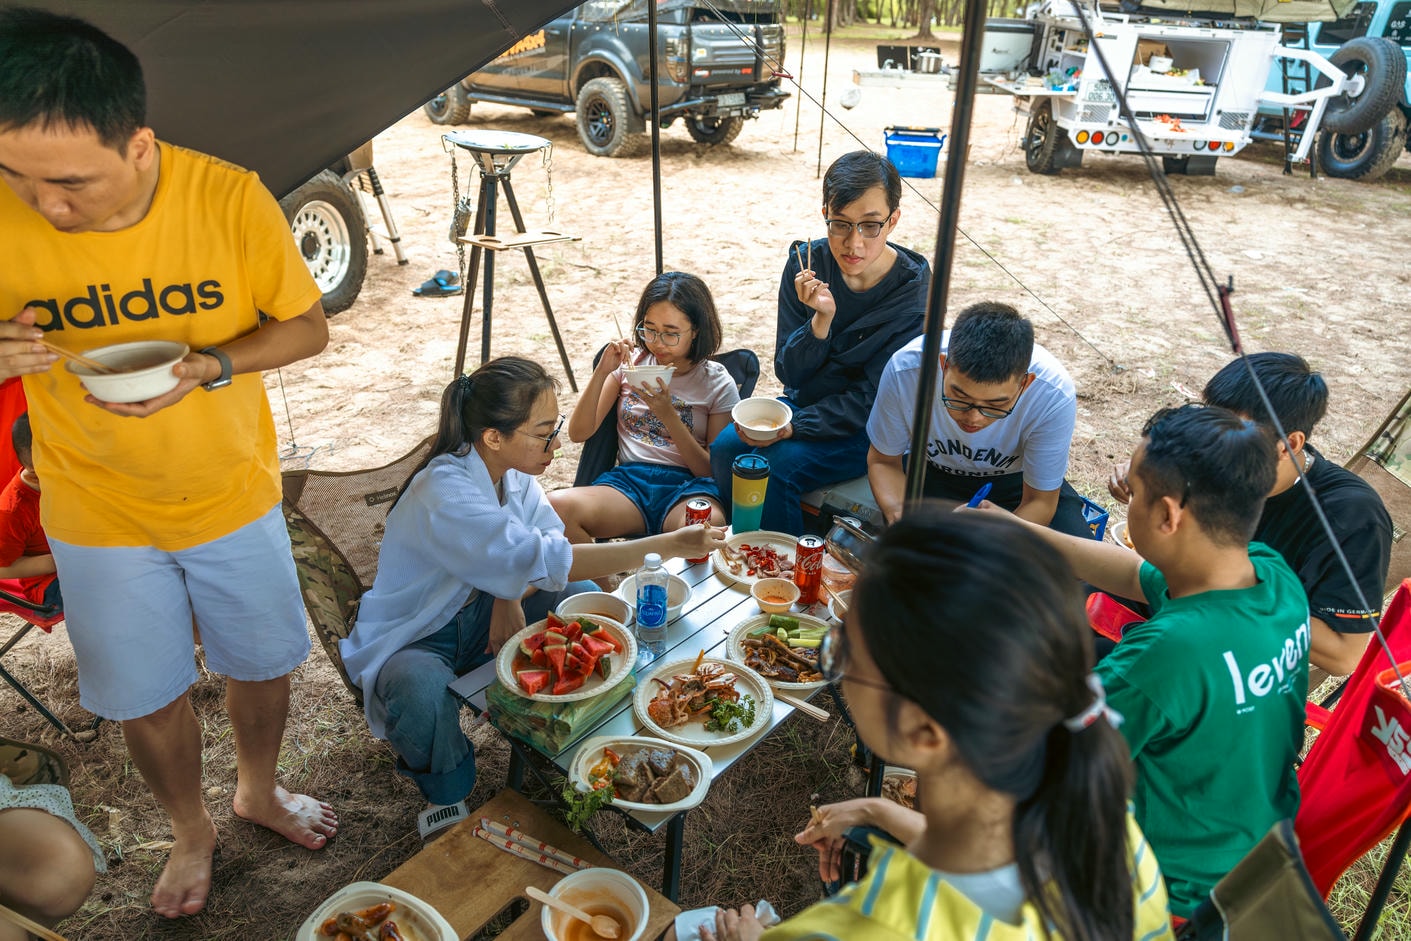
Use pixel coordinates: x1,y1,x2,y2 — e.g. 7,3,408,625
542,867,649,941
752,577,799,615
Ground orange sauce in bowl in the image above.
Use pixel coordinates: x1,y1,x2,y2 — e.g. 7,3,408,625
750,419,782,430
759,594,792,605
558,898,635,941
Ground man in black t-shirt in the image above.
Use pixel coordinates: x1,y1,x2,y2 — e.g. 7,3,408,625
1111,353,1391,677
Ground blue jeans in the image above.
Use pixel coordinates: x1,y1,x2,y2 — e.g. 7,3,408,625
372,580,595,804
710,400,871,536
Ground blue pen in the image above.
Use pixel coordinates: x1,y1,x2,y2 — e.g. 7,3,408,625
966,482,993,508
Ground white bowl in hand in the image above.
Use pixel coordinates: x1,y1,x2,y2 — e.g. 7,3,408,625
65,340,189,404
732,397,792,442
623,364,675,392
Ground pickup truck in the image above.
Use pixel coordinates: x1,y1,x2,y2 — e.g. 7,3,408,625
424,0,790,157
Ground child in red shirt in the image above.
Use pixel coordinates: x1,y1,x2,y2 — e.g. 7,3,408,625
0,413,61,610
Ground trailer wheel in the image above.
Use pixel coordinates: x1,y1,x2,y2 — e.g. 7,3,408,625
424,84,471,125
686,115,745,145
1162,154,1219,176
281,171,368,315
1317,108,1408,181
576,77,645,157
1024,100,1065,174
1319,37,1406,136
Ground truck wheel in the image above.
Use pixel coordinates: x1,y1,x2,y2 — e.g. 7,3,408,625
686,115,745,145
576,77,645,157
1317,108,1408,181
1320,37,1406,136
280,170,368,315
1024,100,1064,174
424,84,472,125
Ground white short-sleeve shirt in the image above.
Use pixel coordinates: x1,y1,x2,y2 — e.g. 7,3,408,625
867,333,1077,490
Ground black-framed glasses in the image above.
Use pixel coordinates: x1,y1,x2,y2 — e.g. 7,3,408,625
819,623,893,693
637,326,686,347
940,393,1016,421
825,218,887,239
520,414,565,452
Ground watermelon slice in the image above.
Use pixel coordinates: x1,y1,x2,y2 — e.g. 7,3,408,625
551,673,586,696
519,630,548,659
543,628,570,647
588,626,623,653
564,620,583,643
566,642,598,678
596,654,613,679
545,643,569,678
517,669,552,696
580,634,615,659
530,647,548,668
546,612,568,632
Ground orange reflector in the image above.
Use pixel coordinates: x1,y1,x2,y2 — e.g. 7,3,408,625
1224,141,1235,152
1076,130,1090,144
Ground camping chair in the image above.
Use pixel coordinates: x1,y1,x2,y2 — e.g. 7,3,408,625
0,588,96,739
1295,578,1411,939
571,346,760,488
281,437,433,705
0,736,67,788
1176,820,1346,940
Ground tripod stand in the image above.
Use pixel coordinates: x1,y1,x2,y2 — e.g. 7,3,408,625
445,130,578,390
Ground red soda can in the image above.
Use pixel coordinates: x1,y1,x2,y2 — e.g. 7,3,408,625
794,535,825,606
685,498,713,563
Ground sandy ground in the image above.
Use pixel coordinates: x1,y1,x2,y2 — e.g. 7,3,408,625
3,31,1411,940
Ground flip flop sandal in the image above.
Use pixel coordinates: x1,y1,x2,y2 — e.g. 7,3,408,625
412,269,463,298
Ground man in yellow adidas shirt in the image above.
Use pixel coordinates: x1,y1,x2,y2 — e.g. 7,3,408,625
0,8,333,919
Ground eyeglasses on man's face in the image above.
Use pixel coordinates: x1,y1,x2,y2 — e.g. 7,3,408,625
819,622,893,694
637,326,686,347
825,218,888,239
520,414,565,452
940,393,1018,422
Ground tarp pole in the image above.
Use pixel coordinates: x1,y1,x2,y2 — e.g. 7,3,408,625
649,0,664,276
815,0,833,178
904,0,987,506
793,0,810,152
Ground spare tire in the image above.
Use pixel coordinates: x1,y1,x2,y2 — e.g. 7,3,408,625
1317,107,1409,181
1320,37,1406,136
280,170,368,315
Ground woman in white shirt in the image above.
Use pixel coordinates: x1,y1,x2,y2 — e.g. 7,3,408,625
340,357,722,816
550,272,740,541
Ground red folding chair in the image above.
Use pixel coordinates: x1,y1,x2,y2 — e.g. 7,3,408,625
1296,579,1411,940
0,583,91,738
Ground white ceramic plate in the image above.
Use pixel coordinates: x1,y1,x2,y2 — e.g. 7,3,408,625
726,613,828,690
633,656,774,747
712,530,796,588
569,735,713,814
296,881,457,941
496,615,636,703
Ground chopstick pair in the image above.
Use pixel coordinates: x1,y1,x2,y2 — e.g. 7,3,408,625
792,240,813,274
778,692,830,723
0,902,68,941
475,816,588,876
37,338,117,374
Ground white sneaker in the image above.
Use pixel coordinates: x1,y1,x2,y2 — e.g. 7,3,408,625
417,800,468,839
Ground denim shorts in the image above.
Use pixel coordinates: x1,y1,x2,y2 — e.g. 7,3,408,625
49,505,310,721
592,462,721,534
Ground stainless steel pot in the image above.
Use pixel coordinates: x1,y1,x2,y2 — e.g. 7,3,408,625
913,51,942,74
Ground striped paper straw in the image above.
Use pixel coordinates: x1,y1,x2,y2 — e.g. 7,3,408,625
472,826,579,876
479,817,590,871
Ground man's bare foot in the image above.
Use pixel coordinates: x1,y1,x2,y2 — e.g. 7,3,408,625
151,818,217,918
232,785,338,849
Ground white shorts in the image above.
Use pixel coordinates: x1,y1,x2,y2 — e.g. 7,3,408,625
49,505,310,721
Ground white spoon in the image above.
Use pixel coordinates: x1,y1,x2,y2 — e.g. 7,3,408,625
526,885,622,939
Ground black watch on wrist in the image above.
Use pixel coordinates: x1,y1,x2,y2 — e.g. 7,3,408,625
199,346,232,391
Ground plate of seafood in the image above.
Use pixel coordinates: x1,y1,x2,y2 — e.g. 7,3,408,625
570,735,713,814
726,613,829,690
712,530,796,587
633,655,774,748
297,881,456,941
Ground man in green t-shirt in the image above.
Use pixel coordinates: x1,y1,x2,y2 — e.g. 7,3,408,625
981,404,1308,918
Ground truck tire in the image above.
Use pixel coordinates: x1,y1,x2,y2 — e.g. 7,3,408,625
1317,108,1408,181
424,84,471,125
576,77,645,157
281,170,368,315
1320,37,1406,136
1024,100,1065,174
686,115,745,145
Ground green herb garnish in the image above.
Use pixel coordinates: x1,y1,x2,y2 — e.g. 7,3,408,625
705,693,757,733
559,776,613,833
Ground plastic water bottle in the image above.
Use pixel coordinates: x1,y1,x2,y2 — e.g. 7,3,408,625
635,552,668,667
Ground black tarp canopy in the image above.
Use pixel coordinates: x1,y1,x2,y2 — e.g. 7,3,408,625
37,0,579,199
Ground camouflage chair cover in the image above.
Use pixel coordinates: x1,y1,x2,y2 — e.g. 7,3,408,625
282,437,434,707
0,736,68,788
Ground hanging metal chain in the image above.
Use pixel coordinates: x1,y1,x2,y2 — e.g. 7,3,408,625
540,142,556,226
449,148,473,281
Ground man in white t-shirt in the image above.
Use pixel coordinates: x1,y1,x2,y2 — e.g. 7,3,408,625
867,302,1090,535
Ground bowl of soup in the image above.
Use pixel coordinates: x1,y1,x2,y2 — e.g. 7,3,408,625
65,340,189,404
557,591,634,628
752,577,800,615
616,572,690,622
541,867,649,941
622,364,675,393
732,397,792,443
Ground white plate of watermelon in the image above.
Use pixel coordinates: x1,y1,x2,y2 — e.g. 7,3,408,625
496,612,637,702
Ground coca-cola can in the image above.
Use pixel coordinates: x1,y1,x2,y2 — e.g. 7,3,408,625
794,535,825,606
685,498,713,563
